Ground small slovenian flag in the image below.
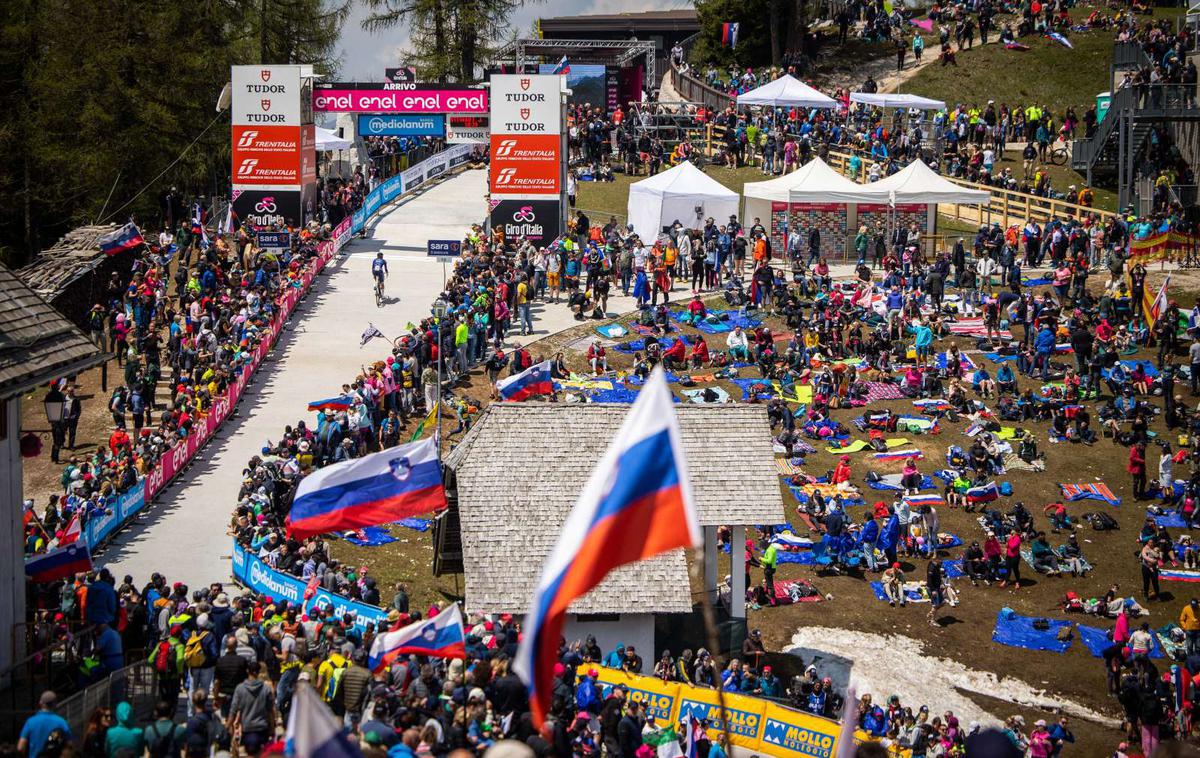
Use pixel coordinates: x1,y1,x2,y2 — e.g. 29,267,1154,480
368,604,466,672
1162,569,1200,583
25,542,92,583
497,360,554,402
307,396,356,413
190,203,204,236
966,481,999,504
904,494,945,507
721,22,739,48
286,684,363,758
286,437,447,539
874,449,924,461
552,55,570,75
97,223,145,256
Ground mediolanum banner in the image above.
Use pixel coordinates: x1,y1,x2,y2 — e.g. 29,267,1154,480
489,74,562,135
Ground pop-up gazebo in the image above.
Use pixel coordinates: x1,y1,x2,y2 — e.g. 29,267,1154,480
626,161,739,241
736,75,839,109
868,159,992,205
849,92,947,111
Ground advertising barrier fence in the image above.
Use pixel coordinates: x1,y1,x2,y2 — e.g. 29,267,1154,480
230,541,387,632
83,145,469,554
589,669,911,758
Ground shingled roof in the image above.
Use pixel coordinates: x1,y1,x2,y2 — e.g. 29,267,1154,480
444,403,786,614
0,262,108,401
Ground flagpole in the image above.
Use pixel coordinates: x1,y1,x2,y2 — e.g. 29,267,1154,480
690,547,733,755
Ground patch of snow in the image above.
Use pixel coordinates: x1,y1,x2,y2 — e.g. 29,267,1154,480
786,628,1119,728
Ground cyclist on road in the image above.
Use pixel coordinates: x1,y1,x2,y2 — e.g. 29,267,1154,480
371,253,389,300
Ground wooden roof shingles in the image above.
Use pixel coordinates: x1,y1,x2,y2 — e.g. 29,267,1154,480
0,263,107,400
444,403,785,614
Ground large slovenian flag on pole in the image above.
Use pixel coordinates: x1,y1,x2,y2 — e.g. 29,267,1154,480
552,55,571,75
98,223,145,256
286,683,363,758
25,542,93,583
496,360,554,402
368,604,466,672
287,437,447,539
514,367,701,726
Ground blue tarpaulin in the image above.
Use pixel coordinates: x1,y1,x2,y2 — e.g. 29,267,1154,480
395,517,432,532
343,526,398,547
991,607,1073,653
1077,623,1164,658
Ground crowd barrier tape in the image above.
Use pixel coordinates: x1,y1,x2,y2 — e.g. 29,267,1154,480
230,541,388,632
590,669,910,758
1128,231,1198,265
352,143,474,236
77,145,477,555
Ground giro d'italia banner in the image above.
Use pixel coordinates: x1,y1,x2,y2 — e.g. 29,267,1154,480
586,669,911,758
1128,231,1198,265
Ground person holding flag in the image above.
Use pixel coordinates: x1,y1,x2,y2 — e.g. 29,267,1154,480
514,367,701,726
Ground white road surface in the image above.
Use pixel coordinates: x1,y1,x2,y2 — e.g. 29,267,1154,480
101,169,498,588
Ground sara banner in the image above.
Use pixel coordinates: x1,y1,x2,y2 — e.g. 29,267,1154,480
231,541,387,632
587,669,909,758
1128,231,1197,264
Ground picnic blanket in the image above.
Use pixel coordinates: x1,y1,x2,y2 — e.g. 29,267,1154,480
556,377,615,392
1155,513,1190,529
936,352,978,372
874,449,924,461
943,559,965,579
772,579,824,604
947,319,1013,339
867,474,935,491
1060,483,1122,506
937,533,963,549
1077,623,1164,658
895,415,939,434
730,378,776,401
674,313,732,334
788,483,865,506
1002,453,1046,472
862,382,906,402
586,387,645,403
775,458,806,476
614,335,690,354
682,387,732,404
991,608,1073,653
771,381,813,404
826,438,910,454
595,324,628,339
1102,360,1161,380
342,526,398,547
395,517,432,532
870,580,931,603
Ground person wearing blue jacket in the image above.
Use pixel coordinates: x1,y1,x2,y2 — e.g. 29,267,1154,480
85,569,118,627
878,512,901,566
858,514,881,570
1034,325,1056,379
909,322,933,367
602,643,624,669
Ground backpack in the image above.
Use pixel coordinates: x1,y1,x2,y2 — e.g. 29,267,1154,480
1085,511,1119,531
184,712,219,757
147,721,180,758
154,639,176,675
325,660,349,702
184,631,209,669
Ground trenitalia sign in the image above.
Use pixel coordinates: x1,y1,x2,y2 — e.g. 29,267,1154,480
313,83,487,114
489,74,561,134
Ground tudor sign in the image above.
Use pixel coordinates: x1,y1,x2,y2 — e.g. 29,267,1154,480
231,65,304,192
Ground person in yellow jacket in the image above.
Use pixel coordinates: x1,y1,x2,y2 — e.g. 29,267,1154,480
1180,598,1200,656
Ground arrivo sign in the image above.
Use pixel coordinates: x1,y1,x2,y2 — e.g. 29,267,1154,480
312,83,487,114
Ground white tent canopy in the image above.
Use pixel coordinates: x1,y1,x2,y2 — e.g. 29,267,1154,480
867,159,992,205
849,92,947,111
742,158,891,225
736,74,838,109
315,126,352,151
627,161,740,241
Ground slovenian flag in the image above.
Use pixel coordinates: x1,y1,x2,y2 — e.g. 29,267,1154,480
904,494,945,507
514,367,701,726
286,684,362,758
368,604,466,672
497,360,554,402
966,481,999,504
286,437,447,539
721,22,739,48
875,449,923,461
552,55,570,75
98,223,145,256
25,542,93,583
1161,569,1200,583
307,396,356,413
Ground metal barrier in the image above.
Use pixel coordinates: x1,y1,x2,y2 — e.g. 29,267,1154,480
56,662,158,745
